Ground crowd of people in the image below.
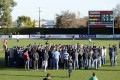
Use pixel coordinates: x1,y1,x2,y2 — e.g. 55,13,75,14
4,41,118,72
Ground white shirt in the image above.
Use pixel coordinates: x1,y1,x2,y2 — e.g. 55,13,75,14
102,48,106,56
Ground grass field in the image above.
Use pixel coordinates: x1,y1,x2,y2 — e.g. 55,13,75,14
0,39,120,80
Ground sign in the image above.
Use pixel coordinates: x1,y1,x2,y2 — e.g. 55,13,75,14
96,35,113,38
89,11,114,28
45,35,79,39
0,35,9,39
79,35,96,38
12,35,29,39
30,35,40,38
113,35,120,38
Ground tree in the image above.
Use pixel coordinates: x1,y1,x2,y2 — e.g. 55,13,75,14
55,10,77,28
114,3,120,28
0,0,17,27
32,20,36,27
17,16,36,27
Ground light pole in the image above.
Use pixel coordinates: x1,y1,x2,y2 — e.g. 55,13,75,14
39,7,41,28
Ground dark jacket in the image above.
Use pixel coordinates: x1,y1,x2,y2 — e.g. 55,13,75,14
33,51,39,60
42,50,49,61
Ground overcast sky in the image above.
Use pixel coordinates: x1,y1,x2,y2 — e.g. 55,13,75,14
11,0,120,21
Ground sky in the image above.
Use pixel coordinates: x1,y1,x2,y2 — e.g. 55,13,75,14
11,0,120,21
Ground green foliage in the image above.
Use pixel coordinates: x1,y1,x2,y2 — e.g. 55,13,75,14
17,16,36,27
115,16,120,28
55,10,77,28
114,3,120,28
32,20,36,27
0,28,120,35
0,28,23,35
0,0,17,27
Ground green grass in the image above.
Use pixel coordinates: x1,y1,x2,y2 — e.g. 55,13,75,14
0,39,120,80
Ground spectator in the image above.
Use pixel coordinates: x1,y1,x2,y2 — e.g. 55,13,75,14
89,72,98,80
101,46,107,65
42,49,49,72
43,73,51,80
3,39,8,51
89,38,92,43
62,50,69,70
33,49,39,70
9,48,14,68
111,45,117,66
23,49,30,70
17,36,19,42
5,48,9,67
108,44,112,65
72,49,79,70
53,48,60,70
68,56,73,78
72,35,75,40
92,47,99,69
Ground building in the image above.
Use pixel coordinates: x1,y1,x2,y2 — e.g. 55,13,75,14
36,20,55,28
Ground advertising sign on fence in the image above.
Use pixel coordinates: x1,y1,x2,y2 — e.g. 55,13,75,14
0,35,9,39
96,35,113,38
30,35,40,38
12,35,29,39
113,35,120,38
79,35,96,38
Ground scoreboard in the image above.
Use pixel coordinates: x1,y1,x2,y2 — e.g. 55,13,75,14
89,11,114,28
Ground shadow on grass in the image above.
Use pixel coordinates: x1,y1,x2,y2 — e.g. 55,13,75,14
0,73,68,79
0,57,120,72
0,73,41,77
52,76,68,78
81,68,120,72
96,69,120,71
0,58,5,68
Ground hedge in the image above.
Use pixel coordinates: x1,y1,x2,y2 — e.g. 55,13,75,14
0,28,120,35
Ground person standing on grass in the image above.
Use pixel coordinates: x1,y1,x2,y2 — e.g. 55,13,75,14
111,45,118,66
72,49,79,70
62,50,69,70
16,36,19,42
68,56,73,78
32,49,39,70
114,45,118,66
53,48,60,70
92,47,98,69
108,44,112,65
72,35,75,40
89,38,92,43
3,39,8,51
78,50,83,69
5,48,9,67
49,48,54,69
23,49,30,70
101,46,107,65
9,48,14,68
42,49,49,72
89,72,98,80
